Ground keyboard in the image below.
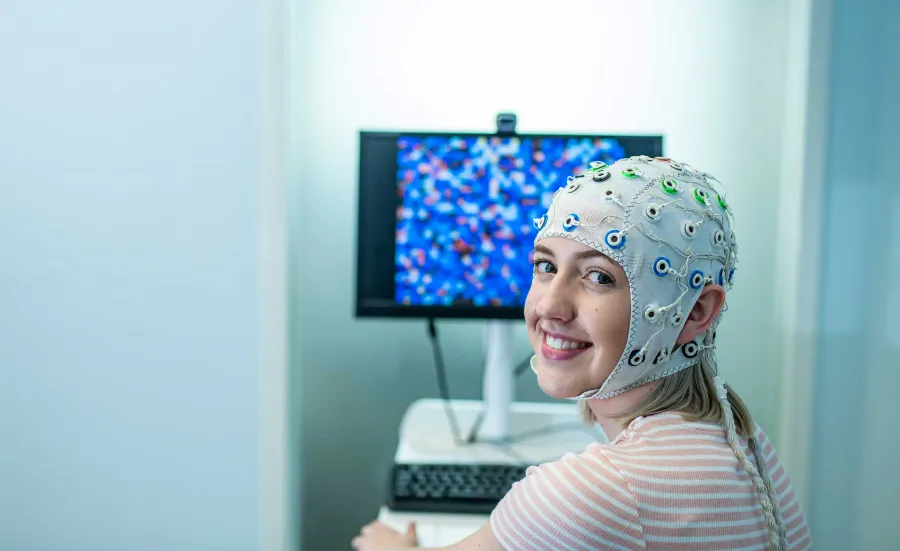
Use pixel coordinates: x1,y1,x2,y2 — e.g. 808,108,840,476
386,463,528,515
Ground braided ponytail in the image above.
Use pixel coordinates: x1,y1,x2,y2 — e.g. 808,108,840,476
713,376,786,551
750,433,788,548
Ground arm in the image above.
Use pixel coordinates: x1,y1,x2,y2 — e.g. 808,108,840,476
487,451,644,551
438,451,644,550
356,449,643,551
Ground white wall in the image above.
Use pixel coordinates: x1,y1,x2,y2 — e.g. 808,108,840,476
292,1,793,548
0,1,289,550
806,0,900,548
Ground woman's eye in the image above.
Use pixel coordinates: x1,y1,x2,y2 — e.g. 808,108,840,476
534,260,556,274
586,270,614,285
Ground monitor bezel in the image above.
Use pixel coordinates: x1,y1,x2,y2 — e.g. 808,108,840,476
354,130,664,320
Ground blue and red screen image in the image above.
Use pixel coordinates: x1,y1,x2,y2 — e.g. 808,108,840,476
394,135,625,307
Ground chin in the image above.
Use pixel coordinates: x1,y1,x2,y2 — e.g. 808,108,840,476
535,368,588,400
533,353,610,399
538,380,581,399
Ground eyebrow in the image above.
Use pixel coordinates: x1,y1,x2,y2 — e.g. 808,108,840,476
533,244,613,262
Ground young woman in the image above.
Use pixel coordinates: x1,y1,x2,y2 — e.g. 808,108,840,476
352,157,812,551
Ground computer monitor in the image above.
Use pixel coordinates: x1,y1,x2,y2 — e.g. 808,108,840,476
355,130,663,439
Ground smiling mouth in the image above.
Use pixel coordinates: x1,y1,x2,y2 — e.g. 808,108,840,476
541,333,593,360
544,335,590,350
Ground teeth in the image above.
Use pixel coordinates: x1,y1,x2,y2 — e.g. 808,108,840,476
545,335,589,351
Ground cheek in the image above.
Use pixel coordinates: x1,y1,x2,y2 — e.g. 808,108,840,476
523,289,538,323
586,294,632,359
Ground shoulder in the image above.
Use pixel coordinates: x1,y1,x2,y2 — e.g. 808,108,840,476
751,424,814,549
604,413,736,469
490,445,646,551
749,423,782,478
619,412,730,445
752,423,785,466
599,416,762,501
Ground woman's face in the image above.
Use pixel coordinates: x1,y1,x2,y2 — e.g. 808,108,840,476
524,237,631,399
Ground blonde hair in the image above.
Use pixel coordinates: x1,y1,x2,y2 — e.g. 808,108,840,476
579,330,787,550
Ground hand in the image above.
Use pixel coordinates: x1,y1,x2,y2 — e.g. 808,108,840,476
351,520,418,551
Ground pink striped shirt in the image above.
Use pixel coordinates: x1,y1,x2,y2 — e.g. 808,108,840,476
490,412,812,550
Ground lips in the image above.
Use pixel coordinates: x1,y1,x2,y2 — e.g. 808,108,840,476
540,332,592,361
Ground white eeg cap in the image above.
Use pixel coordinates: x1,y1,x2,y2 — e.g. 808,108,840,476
532,156,737,399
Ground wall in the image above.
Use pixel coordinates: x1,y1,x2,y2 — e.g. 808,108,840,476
773,0,832,510
0,1,289,550
807,0,900,548
292,0,792,548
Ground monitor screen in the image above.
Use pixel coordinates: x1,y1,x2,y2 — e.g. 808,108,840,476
356,131,663,319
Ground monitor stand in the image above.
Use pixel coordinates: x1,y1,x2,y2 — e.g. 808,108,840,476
480,320,516,442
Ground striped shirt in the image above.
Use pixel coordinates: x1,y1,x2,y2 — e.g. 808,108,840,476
490,412,812,550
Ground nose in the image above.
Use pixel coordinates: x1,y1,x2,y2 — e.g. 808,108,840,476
534,276,575,323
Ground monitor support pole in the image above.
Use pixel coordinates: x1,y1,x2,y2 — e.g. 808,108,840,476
481,320,515,441
479,112,519,442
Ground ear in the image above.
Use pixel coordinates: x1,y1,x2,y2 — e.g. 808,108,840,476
675,285,726,345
